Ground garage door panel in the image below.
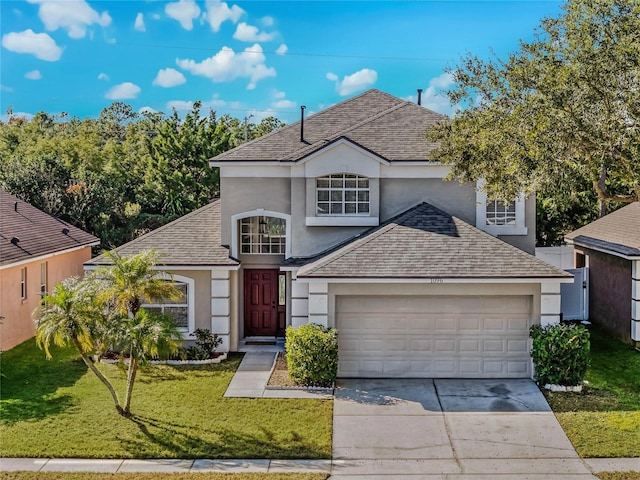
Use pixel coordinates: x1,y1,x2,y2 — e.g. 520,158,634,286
337,295,533,379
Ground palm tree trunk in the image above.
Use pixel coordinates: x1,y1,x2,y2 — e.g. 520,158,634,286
72,337,124,415
123,352,138,416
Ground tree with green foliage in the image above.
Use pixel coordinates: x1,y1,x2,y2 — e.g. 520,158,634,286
429,0,640,230
35,250,182,416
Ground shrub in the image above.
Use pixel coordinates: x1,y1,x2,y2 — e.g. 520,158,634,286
285,324,338,387
529,323,591,386
193,328,223,359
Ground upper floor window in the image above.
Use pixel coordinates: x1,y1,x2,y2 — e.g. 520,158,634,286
316,174,369,216
486,199,516,226
475,179,527,236
241,216,286,254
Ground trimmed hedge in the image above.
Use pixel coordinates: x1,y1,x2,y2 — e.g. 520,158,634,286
285,324,338,387
530,323,591,386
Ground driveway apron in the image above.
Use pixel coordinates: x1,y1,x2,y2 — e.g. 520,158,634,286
331,378,597,479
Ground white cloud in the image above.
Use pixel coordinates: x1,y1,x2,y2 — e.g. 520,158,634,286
25,69,42,80
105,82,141,100
152,13,161,21
2,29,62,61
261,16,274,27
98,72,109,81
233,22,275,42
275,44,287,55
177,43,276,90
165,0,200,30
139,106,157,114
273,89,285,99
153,68,186,88
420,72,456,115
1,111,34,122
0,84,14,92
204,0,244,33
328,68,378,96
26,0,111,39
273,99,295,109
134,12,145,32
167,100,194,112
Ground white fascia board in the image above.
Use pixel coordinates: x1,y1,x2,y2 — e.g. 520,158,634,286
297,138,390,166
280,266,301,272
1,243,99,271
219,165,292,178
306,216,379,227
295,276,574,284
211,161,285,167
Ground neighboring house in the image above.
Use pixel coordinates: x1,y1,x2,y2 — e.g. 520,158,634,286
86,89,571,378
0,190,100,351
565,202,640,345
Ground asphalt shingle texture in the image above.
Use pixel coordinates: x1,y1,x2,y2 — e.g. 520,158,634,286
297,202,571,279
87,199,238,267
565,202,640,257
0,190,99,266
211,89,445,163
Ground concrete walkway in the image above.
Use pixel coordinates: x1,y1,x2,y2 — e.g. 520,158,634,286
223,351,332,399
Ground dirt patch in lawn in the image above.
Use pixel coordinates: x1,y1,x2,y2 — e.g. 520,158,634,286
267,352,298,388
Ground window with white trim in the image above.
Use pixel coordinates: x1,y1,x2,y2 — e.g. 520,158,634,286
316,174,369,216
143,282,189,331
486,199,517,226
240,216,286,254
475,179,528,236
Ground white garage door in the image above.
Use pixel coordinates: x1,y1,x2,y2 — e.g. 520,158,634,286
337,295,533,378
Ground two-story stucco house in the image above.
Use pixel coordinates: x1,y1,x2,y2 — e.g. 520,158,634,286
86,89,572,379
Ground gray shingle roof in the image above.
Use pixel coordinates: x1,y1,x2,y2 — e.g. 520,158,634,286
565,202,640,257
86,199,238,267
211,89,445,163
297,202,571,279
0,190,100,267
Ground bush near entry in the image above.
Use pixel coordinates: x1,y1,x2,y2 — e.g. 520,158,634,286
285,324,338,387
530,323,591,386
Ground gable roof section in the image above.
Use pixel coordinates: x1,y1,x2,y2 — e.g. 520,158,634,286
1,190,100,267
86,199,238,267
211,89,445,164
565,202,640,258
297,202,570,279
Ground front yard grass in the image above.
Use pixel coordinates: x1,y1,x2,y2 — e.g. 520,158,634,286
544,329,640,458
0,340,332,459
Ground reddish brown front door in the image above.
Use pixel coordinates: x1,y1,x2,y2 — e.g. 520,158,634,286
244,269,279,337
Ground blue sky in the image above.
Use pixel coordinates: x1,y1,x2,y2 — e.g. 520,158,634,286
1,1,562,123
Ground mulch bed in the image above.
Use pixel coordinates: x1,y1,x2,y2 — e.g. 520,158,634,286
267,352,298,388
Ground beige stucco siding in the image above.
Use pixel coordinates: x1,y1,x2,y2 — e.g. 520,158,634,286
496,195,537,254
0,246,93,352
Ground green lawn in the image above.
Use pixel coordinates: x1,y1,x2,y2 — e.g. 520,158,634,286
0,474,328,480
544,329,640,458
0,340,332,459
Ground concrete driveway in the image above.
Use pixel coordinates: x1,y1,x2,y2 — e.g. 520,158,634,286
331,379,598,479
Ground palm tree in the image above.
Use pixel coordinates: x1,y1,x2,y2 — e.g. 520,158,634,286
92,249,182,415
35,276,124,415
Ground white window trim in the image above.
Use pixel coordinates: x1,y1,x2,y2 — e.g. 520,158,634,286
315,173,371,217
475,179,528,236
231,210,292,259
305,216,379,227
239,216,287,255
143,273,195,338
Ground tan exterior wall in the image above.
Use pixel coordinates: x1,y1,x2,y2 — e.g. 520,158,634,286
169,269,211,333
0,246,93,351
496,194,536,254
